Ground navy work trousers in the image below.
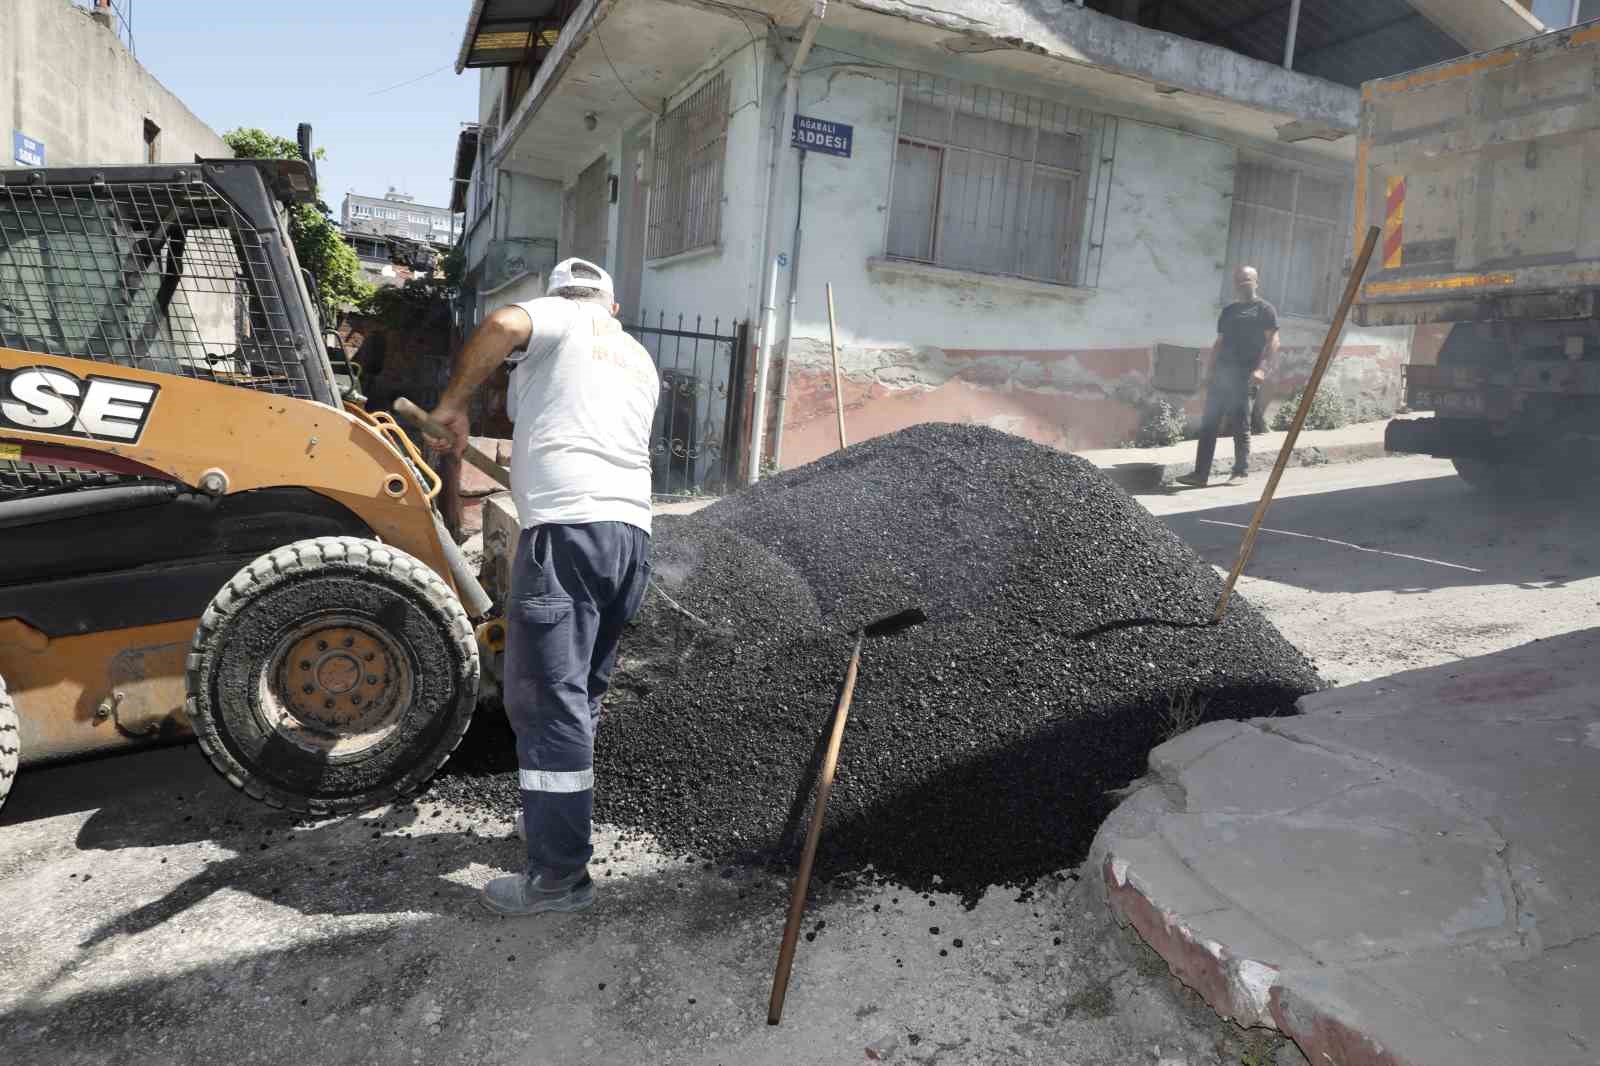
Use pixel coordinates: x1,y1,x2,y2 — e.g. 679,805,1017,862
1193,369,1253,478
505,522,651,878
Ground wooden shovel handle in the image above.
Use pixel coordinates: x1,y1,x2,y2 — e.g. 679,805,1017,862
768,631,865,1025
392,397,511,490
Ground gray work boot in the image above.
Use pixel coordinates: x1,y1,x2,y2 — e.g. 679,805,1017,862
480,868,595,917
1175,471,1208,488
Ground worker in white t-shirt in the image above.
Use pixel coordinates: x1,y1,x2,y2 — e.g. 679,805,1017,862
428,258,659,917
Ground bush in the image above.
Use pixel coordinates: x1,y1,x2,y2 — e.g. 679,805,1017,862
1271,385,1349,431
1134,397,1187,448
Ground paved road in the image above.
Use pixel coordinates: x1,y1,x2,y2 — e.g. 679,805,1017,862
4,454,1593,1065
1140,455,1600,685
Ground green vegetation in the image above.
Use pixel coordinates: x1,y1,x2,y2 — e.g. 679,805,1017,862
1271,384,1350,432
222,127,373,318
1134,397,1189,448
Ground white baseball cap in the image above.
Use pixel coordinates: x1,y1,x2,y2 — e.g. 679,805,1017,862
547,257,614,300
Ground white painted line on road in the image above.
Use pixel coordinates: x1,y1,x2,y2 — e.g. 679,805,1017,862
1196,520,1486,574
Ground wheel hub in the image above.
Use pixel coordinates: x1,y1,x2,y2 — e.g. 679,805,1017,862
263,620,411,755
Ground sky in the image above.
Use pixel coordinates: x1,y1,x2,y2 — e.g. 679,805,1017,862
129,1,480,212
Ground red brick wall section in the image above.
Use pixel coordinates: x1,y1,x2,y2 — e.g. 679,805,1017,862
775,340,1404,469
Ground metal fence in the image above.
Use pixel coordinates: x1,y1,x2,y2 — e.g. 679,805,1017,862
625,312,748,497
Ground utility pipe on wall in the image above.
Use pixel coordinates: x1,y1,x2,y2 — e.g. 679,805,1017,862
747,0,826,484
769,148,806,467
1283,0,1302,69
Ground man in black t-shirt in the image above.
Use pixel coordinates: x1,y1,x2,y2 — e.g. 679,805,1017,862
1177,266,1280,487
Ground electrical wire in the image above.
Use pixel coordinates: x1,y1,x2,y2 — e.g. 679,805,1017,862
595,29,662,115
368,64,454,96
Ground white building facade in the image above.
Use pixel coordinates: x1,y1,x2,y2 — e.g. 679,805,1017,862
453,0,1547,481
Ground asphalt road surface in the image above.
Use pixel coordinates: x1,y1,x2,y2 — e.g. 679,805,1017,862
4,454,1591,1066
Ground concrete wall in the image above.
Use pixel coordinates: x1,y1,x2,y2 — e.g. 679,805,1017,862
3,0,229,167
762,40,1410,467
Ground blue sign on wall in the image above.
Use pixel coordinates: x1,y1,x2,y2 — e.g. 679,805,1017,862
792,115,852,158
12,131,44,168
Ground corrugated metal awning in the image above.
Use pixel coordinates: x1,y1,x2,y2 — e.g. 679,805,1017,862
456,0,564,72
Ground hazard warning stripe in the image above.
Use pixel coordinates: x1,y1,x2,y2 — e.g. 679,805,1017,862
1383,176,1405,270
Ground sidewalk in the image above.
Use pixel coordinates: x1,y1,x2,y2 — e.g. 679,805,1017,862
1079,420,1390,490
1090,630,1600,1066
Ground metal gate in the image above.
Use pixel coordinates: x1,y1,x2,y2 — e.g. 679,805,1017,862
624,312,748,497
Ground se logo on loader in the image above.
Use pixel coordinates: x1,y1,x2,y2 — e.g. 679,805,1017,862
0,366,159,443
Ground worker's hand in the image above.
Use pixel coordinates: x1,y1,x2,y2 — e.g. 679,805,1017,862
426,402,471,458
1250,368,1266,384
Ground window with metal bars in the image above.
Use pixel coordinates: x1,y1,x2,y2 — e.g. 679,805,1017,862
886,71,1094,286
0,181,313,398
1223,158,1349,320
647,71,729,260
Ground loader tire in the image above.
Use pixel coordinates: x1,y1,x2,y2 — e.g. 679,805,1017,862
185,536,479,814
0,675,17,816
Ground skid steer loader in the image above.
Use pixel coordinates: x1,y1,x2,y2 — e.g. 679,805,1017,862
0,157,494,815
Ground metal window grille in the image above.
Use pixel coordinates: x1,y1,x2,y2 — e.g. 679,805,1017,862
1224,158,1349,319
0,181,312,398
647,72,730,260
886,70,1112,287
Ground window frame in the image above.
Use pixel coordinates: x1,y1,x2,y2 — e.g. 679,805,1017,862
882,72,1092,287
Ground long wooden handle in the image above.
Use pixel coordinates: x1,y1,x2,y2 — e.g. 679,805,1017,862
825,283,848,451
392,397,511,490
768,631,864,1025
1213,226,1381,622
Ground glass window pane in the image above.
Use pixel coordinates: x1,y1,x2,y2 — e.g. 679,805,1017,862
1021,169,1074,282
1285,217,1336,317
1236,161,1295,211
938,150,1023,275
887,140,941,261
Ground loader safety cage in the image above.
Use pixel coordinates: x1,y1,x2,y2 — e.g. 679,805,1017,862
0,159,336,405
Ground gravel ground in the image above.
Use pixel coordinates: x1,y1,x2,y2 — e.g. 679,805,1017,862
435,424,1318,902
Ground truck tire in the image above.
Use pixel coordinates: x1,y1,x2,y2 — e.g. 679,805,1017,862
0,674,17,816
185,536,479,814
1452,457,1520,493
1452,458,1573,497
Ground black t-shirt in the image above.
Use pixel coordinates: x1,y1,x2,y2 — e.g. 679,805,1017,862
1217,299,1278,373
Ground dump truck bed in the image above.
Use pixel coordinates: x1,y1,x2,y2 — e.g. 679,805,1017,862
1355,22,1600,327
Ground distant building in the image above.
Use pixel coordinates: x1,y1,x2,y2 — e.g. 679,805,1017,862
341,189,459,245
340,189,460,289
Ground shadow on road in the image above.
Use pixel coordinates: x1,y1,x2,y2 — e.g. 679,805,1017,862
1164,474,1600,595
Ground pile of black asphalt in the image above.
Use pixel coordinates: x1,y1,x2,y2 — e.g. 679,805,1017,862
437,423,1319,904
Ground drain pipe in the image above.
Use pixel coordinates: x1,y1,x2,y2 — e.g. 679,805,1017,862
769,147,806,467
747,0,826,484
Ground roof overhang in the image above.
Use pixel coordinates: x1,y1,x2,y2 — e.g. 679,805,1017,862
450,126,480,213
491,0,780,181
1407,0,1545,51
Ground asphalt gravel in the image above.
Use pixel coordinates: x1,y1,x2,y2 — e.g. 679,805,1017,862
437,423,1319,902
